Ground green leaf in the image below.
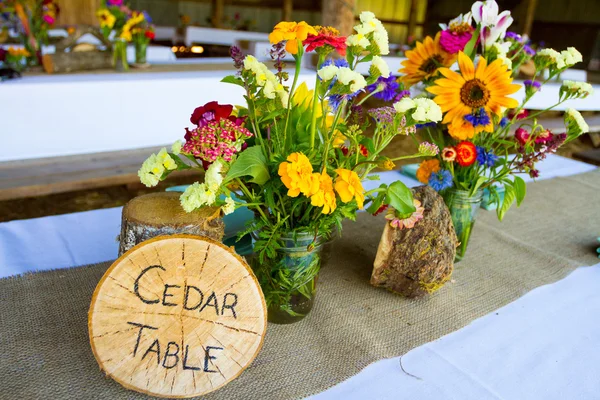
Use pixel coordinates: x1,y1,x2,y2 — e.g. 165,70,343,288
497,184,516,221
471,176,488,195
463,26,480,60
221,75,244,87
386,181,416,217
170,154,192,170
366,174,380,181
225,146,270,185
513,176,526,206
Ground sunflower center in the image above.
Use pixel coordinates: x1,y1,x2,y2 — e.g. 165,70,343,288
419,55,443,74
460,79,490,108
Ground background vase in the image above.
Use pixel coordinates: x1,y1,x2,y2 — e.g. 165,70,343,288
113,39,128,72
443,189,483,262
250,232,329,324
134,41,148,65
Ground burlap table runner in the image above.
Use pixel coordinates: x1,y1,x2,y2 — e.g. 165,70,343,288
1,170,599,400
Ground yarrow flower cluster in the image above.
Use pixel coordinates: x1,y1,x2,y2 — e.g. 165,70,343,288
346,11,389,55
535,47,582,71
393,97,443,123
243,55,289,106
138,148,177,187
183,118,252,163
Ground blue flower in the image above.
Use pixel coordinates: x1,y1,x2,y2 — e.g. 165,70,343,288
321,58,349,69
464,108,491,127
328,91,360,112
499,117,509,127
416,121,437,129
142,10,153,24
476,146,499,168
523,45,536,56
366,76,399,102
428,169,453,191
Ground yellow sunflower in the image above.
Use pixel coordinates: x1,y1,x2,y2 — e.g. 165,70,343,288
427,52,521,140
399,32,456,87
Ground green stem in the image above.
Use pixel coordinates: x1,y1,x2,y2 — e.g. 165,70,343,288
283,42,303,151
310,53,324,150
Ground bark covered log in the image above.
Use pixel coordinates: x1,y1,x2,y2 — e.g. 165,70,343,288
371,186,458,297
118,192,225,256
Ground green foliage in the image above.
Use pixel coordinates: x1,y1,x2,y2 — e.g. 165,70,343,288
226,146,270,185
386,181,416,218
221,75,244,87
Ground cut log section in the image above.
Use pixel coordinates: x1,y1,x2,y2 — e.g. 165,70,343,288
89,235,267,398
118,192,225,256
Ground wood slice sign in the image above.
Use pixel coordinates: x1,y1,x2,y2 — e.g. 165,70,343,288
88,235,267,398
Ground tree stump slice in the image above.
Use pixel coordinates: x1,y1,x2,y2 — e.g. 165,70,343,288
89,235,267,398
371,186,458,298
119,192,225,257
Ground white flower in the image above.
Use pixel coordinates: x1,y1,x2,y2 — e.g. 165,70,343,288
180,182,217,213
393,97,416,113
562,80,594,98
449,12,473,28
336,67,367,93
471,0,513,48
171,140,182,155
493,41,511,56
371,56,390,78
560,47,582,68
205,160,224,192
262,79,277,99
243,55,260,72
317,65,339,81
157,148,177,171
372,30,390,55
497,53,512,70
278,89,289,107
565,108,589,135
412,98,443,122
355,11,384,35
359,11,377,24
221,197,235,215
536,48,565,69
346,34,370,49
138,154,162,187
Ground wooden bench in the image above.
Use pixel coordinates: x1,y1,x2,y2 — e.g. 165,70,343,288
0,146,198,201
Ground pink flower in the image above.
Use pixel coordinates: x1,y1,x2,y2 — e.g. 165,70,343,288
439,30,473,54
42,14,55,25
385,200,425,230
535,129,552,144
515,128,530,145
107,0,123,6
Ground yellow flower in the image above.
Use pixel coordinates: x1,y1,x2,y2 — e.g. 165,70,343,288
310,172,337,214
96,9,116,29
119,28,132,41
8,47,29,57
427,52,521,140
334,169,364,209
269,21,317,54
278,152,319,197
416,159,440,184
399,33,456,88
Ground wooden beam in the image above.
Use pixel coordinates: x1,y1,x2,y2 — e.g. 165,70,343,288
406,0,418,42
322,0,355,36
282,0,293,21
522,0,538,37
56,0,102,26
211,0,224,28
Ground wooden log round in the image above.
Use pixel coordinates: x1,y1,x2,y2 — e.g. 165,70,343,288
89,234,267,398
118,192,225,256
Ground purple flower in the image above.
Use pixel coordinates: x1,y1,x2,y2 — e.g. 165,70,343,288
321,58,349,69
328,91,359,112
523,45,536,56
0,48,6,63
366,76,399,102
464,108,491,127
142,10,152,24
368,106,396,125
394,90,411,101
429,169,453,191
505,31,522,41
499,117,510,127
524,80,541,89
476,146,499,168
230,45,244,70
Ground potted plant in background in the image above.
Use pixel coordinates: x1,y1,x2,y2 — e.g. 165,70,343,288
96,0,140,71
137,13,443,324
130,10,154,66
400,0,592,260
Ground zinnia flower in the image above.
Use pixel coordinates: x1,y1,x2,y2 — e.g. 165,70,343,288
455,141,477,166
416,159,440,183
334,169,364,209
385,200,425,229
278,152,319,197
310,171,337,214
190,101,233,127
304,26,346,56
429,169,454,191
399,33,456,87
269,21,317,55
427,52,520,140
442,147,457,162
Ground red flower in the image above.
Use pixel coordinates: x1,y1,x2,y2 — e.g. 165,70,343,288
515,128,530,145
535,129,552,144
508,109,529,120
145,30,155,40
340,146,349,156
373,204,388,216
304,26,346,56
455,141,477,167
359,144,368,157
190,101,233,126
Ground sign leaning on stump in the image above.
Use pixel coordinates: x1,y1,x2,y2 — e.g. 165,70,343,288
88,235,267,398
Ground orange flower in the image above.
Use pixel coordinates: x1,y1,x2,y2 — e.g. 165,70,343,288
310,171,337,214
416,159,440,183
334,169,364,209
269,21,317,54
399,33,456,87
278,152,319,197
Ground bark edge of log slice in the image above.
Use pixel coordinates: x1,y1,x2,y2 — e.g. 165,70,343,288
88,234,267,398
118,192,225,256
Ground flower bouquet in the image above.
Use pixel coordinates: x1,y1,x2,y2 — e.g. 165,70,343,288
130,10,154,65
398,0,592,260
138,13,444,323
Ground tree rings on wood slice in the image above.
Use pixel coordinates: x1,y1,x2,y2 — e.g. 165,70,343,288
89,234,267,398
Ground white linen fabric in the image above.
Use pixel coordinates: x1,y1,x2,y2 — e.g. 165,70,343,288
312,263,600,400
0,155,595,278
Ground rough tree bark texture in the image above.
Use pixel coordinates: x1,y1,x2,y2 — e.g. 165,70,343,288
322,0,356,36
89,235,267,397
371,186,458,298
118,192,225,257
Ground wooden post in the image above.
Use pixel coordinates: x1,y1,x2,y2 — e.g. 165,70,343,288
522,0,538,37
321,0,355,36
406,0,418,42
56,0,102,26
211,0,224,29
282,0,293,22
